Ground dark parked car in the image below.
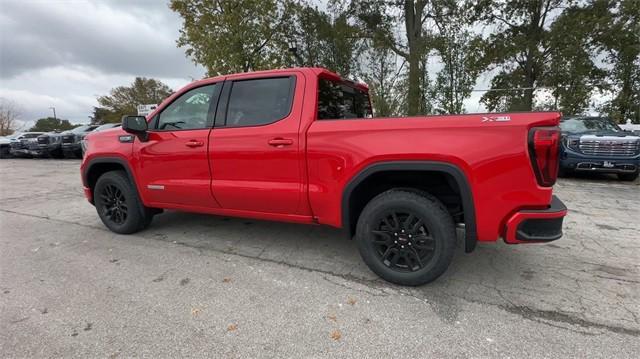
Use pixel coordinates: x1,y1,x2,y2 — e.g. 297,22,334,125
31,132,64,158
61,125,98,158
559,116,640,181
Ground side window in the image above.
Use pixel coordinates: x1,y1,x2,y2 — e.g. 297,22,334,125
225,77,295,127
318,79,372,120
157,84,218,130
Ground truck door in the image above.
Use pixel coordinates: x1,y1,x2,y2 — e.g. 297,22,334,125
209,73,306,214
134,82,222,208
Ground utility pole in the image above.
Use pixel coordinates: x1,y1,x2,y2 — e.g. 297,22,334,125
49,106,57,120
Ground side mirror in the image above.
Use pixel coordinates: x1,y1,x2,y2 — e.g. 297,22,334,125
122,115,148,141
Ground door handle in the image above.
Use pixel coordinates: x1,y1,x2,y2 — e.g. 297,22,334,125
185,140,204,148
268,138,294,147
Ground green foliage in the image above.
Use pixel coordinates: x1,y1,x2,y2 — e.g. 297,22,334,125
592,0,640,124
29,117,76,132
354,0,433,116
537,3,606,113
430,0,482,114
475,0,567,111
170,0,292,75
361,46,405,116
288,2,363,77
167,0,638,119
93,77,173,124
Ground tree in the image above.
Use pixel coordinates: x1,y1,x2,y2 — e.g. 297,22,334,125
29,117,76,132
361,46,406,116
170,0,292,75
430,0,482,114
593,0,640,123
93,77,173,124
288,2,363,77
475,0,569,111
539,7,603,113
355,0,436,116
0,98,20,136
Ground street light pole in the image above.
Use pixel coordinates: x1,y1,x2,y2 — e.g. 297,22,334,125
49,107,57,120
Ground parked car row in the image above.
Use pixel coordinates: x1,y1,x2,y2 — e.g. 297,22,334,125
0,123,120,159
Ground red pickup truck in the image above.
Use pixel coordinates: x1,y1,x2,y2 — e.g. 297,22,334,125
81,67,567,285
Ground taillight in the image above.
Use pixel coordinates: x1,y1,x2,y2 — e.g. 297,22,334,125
528,127,560,187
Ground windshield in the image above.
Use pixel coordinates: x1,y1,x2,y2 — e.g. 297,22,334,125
95,123,120,131
560,117,621,133
70,125,98,134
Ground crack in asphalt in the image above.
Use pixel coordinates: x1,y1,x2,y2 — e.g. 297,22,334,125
1,207,638,338
501,305,640,337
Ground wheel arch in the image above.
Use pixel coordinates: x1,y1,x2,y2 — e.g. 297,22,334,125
83,157,140,205
341,161,478,253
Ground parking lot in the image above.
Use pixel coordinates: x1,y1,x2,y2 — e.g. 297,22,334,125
1,159,638,357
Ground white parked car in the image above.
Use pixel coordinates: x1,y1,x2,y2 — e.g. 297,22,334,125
1,132,45,158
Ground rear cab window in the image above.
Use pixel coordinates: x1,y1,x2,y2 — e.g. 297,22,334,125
317,78,372,120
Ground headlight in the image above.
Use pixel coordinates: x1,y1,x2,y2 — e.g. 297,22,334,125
564,137,580,151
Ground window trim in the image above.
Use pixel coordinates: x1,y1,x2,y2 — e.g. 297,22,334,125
150,83,222,132
214,75,296,129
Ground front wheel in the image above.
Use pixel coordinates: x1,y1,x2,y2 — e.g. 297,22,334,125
355,190,456,286
0,146,11,159
94,171,154,234
618,171,639,182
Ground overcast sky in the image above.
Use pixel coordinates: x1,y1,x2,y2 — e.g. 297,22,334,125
2,0,591,129
0,0,205,128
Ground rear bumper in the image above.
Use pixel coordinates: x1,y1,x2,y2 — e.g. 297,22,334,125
504,196,567,244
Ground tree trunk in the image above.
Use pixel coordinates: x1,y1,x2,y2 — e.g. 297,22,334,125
407,51,421,116
404,0,425,116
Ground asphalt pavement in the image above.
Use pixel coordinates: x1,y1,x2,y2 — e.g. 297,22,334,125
1,159,638,358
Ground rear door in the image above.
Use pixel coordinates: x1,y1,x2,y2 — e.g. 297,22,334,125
135,82,222,208
209,73,306,214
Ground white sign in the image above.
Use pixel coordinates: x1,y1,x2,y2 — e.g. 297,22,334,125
137,104,158,116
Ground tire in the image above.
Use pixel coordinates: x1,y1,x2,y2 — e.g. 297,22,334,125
94,170,154,234
618,172,639,181
0,146,11,159
49,147,64,159
62,150,76,159
355,190,456,286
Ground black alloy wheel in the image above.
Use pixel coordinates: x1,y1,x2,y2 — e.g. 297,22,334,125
355,190,456,286
100,184,128,225
371,210,435,272
94,170,155,234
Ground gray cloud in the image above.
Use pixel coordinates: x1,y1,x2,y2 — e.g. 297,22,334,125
1,0,202,79
0,0,205,124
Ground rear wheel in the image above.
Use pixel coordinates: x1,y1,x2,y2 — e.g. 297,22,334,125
355,190,456,286
618,172,639,181
94,171,154,234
